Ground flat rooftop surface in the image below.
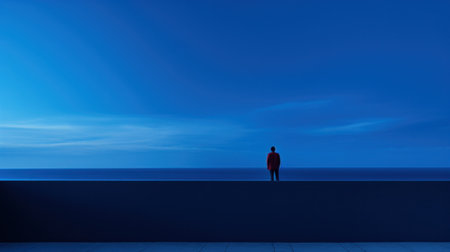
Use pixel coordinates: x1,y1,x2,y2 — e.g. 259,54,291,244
1,242,450,251
2,168,450,181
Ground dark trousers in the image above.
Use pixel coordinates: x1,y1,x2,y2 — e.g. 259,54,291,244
270,168,279,181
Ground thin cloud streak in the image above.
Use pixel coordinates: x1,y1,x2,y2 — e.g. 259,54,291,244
0,124,79,130
311,118,398,135
254,99,332,112
0,116,248,151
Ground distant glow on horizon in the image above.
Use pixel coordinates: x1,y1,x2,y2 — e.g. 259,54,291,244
0,0,449,168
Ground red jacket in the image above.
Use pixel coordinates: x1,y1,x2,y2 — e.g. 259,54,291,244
267,152,281,170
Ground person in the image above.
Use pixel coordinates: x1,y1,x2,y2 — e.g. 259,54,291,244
267,146,281,181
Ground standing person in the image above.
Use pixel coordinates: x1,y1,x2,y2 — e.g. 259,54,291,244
267,146,281,181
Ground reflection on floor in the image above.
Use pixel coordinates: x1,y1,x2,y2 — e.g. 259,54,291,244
1,242,450,251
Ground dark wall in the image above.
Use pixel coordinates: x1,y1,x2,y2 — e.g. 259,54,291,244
1,181,450,242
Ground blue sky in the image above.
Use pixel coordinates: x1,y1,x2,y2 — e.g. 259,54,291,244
0,0,449,168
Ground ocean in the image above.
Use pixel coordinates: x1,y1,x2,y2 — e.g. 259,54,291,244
1,167,450,181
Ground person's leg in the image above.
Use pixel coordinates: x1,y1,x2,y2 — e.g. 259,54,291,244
270,169,274,181
275,168,279,181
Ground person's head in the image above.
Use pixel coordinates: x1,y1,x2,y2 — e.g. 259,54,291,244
270,146,276,152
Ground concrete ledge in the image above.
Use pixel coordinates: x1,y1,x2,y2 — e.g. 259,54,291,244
1,181,450,242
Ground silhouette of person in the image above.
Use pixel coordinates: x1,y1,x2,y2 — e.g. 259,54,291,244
267,146,280,181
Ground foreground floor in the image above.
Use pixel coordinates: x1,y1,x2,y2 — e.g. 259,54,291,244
1,242,450,251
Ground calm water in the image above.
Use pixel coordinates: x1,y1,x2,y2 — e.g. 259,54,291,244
1,168,450,181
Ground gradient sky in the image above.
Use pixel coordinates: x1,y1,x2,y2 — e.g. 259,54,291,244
1,0,449,168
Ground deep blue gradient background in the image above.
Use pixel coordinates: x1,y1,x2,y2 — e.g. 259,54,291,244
1,0,449,168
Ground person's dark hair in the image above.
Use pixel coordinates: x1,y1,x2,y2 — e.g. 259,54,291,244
271,146,276,152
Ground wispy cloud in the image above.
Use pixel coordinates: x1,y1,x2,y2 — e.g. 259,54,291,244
255,99,332,112
0,123,79,130
0,116,248,151
309,118,398,135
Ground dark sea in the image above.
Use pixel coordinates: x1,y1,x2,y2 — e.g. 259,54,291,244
1,168,450,181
